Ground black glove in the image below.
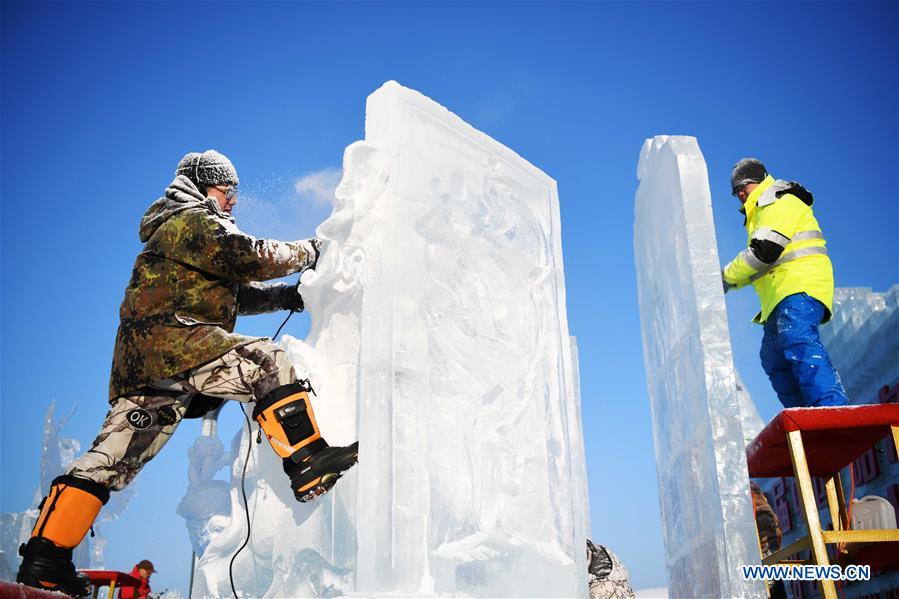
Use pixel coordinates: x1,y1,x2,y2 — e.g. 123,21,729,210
238,282,304,315
722,271,735,294
278,283,305,312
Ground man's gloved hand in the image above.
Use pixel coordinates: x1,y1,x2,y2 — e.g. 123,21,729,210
722,271,735,294
276,282,305,312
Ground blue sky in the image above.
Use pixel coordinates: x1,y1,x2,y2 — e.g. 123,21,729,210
2,1,896,595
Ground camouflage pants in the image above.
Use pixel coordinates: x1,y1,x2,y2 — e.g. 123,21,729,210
67,340,297,491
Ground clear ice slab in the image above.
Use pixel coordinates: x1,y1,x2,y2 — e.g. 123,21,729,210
191,81,589,598
633,136,765,598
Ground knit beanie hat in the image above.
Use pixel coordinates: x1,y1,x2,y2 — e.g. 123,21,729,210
176,150,239,194
730,158,767,194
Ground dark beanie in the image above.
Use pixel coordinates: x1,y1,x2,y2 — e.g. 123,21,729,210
176,150,239,193
730,158,768,193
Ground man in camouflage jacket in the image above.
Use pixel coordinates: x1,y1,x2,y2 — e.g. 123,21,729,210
110,155,315,401
17,150,358,596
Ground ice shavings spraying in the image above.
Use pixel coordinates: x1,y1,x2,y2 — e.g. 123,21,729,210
236,173,334,242
191,81,588,597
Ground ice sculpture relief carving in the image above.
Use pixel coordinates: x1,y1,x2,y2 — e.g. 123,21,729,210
191,81,588,598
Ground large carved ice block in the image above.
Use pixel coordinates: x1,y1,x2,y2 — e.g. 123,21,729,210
633,136,764,598
191,81,589,598
353,81,588,596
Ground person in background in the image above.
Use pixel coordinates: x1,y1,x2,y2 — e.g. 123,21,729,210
120,559,155,599
750,482,786,599
722,158,849,409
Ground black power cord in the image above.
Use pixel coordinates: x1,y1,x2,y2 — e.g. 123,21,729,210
229,404,254,599
272,309,296,341
228,303,298,598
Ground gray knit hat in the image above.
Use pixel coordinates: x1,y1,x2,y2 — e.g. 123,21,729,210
176,150,239,192
730,158,767,194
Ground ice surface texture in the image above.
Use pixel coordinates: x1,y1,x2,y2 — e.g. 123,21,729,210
192,81,589,597
633,136,764,598
735,371,764,446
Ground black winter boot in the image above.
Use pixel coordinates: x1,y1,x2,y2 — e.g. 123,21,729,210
286,440,359,502
17,537,92,597
16,475,108,597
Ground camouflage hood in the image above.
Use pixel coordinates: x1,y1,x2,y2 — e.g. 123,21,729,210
139,175,234,242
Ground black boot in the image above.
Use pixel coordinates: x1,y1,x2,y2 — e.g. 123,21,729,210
286,440,359,502
17,475,108,597
17,537,92,597
254,381,359,502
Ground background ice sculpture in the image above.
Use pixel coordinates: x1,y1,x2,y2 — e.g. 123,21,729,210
819,285,899,403
0,402,88,578
633,136,765,598
191,81,589,597
177,412,233,556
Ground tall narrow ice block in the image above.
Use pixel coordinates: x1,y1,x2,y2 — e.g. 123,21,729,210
192,81,589,598
633,136,764,598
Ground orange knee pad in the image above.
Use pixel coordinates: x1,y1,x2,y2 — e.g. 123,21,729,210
32,475,109,549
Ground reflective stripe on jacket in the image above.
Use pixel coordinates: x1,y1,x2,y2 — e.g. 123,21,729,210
722,175,834,324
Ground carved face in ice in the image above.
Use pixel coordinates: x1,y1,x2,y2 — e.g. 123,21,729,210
299,143,390,311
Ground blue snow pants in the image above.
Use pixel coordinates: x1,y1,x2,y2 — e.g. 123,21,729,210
760,293,849,408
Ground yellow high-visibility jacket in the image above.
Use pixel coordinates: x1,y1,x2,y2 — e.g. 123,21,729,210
723,175,834,324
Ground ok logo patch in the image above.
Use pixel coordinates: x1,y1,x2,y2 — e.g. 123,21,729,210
126,408,153,431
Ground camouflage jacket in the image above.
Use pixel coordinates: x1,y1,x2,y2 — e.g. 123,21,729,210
109,175,315,400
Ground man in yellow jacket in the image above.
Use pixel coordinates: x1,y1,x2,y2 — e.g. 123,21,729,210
722,158,848,408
